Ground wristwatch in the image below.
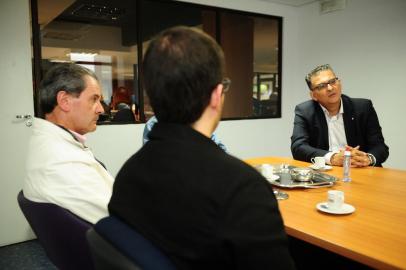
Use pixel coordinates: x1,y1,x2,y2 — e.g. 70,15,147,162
367,153,376,166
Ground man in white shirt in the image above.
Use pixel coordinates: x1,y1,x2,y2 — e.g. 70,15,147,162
291,64,389,167
23,63,114,224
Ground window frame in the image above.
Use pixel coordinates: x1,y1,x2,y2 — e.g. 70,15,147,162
31,0,283,123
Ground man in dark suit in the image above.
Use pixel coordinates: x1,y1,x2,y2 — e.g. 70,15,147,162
291,64,389,167
109,26,295,269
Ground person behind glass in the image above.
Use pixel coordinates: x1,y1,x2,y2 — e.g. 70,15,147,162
23,63,114,224
109,26,295,269
143,115,228,152
291,64,389,167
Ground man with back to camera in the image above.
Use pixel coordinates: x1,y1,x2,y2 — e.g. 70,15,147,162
108,26,295,269
291,64,389,167
23,63,114,224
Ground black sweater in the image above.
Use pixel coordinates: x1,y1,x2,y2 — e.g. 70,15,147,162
109,123,295,270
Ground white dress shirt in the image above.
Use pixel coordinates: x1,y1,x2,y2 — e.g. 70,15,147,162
320,100,347,164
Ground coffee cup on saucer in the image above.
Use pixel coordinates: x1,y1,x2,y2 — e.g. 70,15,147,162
317,190,355,214
311,156,326,169
260,164,274,178
327,190,344,210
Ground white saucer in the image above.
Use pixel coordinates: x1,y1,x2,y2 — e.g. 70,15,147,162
265,175,280,182
309,164,332,171
316,202,355,215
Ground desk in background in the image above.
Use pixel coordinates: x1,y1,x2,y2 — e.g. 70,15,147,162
246,157,406,270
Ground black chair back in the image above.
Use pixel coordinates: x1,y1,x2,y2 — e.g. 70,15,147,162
87,215,177,270
112,108,136,123
17,191,94,270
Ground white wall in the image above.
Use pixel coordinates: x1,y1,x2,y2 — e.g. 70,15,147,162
295,0,406,169
87,124,144,176
0,0,36,246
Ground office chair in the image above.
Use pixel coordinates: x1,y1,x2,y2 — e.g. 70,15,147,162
87,215,177,270
112,108,136,123
17,191,94,270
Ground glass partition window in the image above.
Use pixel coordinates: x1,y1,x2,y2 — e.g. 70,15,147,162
252,17,280,117
37,0,139,123
33,0,282,123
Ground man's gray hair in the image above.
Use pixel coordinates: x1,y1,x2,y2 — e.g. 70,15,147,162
38,63,98,117
305,64,334,90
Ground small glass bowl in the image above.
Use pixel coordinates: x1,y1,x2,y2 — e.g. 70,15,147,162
289,167,313,182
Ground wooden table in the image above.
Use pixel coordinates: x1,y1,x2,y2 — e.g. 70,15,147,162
245,157,406,270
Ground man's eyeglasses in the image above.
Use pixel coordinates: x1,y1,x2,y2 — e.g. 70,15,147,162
312,77,339,91
221,78,231,94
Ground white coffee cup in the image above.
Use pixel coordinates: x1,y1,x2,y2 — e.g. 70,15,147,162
261,164,274,178
311,157,326,169
327,190,344,210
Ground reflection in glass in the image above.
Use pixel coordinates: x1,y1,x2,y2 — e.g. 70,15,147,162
38,1,139,123
252,17,280,117
34,0,282,123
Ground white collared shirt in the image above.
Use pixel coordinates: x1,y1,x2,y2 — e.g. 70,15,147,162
320,100,347,164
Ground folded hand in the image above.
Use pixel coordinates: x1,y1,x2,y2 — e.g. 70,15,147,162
346,145,370,167
331,145,370,167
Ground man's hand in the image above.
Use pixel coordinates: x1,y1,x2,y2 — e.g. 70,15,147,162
330,150,345,166
346,145,370,167
330,146,371,167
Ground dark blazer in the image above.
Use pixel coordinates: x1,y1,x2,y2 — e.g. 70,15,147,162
291,94,389,166
109,123,295,270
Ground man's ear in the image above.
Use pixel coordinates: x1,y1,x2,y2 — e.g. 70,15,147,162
309,90,317,101
209,84,223,109
56,91,71,112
